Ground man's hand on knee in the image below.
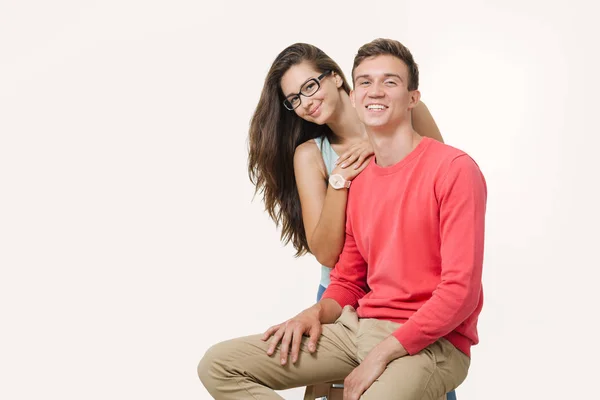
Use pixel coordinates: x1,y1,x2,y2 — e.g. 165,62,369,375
343,354,386,400
343,336,409,399
261,305,322,365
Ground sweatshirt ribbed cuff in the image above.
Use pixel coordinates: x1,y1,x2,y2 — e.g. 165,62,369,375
392,318,429,356
321,287,359,309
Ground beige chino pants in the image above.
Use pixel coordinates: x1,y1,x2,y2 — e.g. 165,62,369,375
198,306,470,399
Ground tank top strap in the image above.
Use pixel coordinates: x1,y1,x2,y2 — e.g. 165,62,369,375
319,135,339,176
313,136,324,152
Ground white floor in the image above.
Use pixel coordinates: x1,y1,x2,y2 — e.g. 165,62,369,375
276,387,308,399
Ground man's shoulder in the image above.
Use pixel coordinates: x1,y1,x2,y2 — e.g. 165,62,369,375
424,138,469,161
421,139,485,191
424,138,481,170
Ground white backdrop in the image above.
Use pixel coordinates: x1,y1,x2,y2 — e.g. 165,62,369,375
1,1,598,399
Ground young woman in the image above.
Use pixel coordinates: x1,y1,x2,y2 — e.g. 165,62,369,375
248,42,456,400
248,42,444,296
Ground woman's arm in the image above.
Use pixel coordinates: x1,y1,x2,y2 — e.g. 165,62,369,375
294,141,347,268
294,140,372,267
412,101,444,143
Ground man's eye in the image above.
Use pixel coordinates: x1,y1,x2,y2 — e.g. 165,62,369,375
385,81,397,85
359,81,370,86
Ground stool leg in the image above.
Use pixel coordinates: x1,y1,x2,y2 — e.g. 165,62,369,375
328,385,343,400
303,385,315,400
304,383,334,400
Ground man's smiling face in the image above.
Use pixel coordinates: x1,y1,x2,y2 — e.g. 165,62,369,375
351,54,419,129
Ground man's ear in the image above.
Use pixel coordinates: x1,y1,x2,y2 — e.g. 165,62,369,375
408,90,421,110
350,90,356,108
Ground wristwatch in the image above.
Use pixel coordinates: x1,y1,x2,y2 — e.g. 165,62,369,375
328,174,351,189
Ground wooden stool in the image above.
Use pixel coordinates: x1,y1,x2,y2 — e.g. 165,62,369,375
303,382,447,400
303,382,344,400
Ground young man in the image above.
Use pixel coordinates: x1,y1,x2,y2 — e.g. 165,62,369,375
198,38,487,400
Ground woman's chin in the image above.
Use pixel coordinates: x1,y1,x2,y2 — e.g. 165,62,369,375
307,107,330,125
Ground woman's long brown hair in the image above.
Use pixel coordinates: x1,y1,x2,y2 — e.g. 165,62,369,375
248,43,351,256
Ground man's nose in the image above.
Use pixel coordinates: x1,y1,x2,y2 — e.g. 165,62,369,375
368,82,385,97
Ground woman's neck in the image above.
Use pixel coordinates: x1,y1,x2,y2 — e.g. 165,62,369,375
326,92,366,145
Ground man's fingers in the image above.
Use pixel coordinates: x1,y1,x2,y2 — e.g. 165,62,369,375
290,327,304,364
261,324,279,341
344,368,370,400
307,324,322,353
266,326,285,356
343,381,352,400
279,326,294,365
344,375,359,400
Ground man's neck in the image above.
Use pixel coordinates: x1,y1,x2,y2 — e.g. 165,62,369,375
368,122,422,167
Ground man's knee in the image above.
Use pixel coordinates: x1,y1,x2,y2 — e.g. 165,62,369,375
197,341,230,391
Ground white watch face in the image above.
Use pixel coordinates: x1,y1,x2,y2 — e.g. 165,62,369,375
329,174,346,189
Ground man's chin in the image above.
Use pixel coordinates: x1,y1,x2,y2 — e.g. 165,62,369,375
362,119,388,129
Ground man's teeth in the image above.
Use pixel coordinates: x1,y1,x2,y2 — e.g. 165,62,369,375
367,105,385,110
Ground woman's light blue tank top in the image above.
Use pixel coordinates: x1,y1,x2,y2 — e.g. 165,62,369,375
313,136,339,288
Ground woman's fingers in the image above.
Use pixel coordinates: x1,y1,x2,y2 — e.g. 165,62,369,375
341,153,360,168
353,151,370,169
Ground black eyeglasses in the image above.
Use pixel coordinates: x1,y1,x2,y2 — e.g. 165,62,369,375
283,70,332,111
